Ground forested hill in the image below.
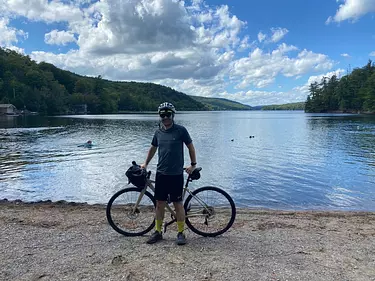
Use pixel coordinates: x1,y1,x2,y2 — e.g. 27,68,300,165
261,102,305,110
305,60,375,113
190,95,252,110
0,48,207,115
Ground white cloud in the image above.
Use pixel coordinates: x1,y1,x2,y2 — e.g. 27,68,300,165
44,29,76,46
1,0,339,106
257,27,289,44
238,35,252,51
370,51,375,56
3,0,83,23
45,30,76,46
341,53,350,57
166,68,346,106
293,69,346,94
0,17,27,47
258,32,267,43
30,47,230,81
28,0,247,81
270,27,289,43
326,0,375,23
6,45,25,54
228,69,345,106
230,44,333,89
76,0,196,54
221,89,307,106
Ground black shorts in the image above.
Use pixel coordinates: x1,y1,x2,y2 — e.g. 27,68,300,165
154,172,184,202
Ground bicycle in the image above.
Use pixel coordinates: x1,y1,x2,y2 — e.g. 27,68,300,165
106,163,236,237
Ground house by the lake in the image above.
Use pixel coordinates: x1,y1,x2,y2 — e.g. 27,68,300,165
0,104,17,115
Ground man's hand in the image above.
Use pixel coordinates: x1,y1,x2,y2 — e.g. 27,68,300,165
140,163,148,170
185,165,195,174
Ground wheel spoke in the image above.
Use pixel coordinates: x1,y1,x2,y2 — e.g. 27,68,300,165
184,186,236,237
107,188,155,236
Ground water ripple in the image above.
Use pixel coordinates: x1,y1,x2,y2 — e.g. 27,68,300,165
1,112,374,210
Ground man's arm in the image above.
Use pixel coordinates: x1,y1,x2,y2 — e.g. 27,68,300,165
185,142,196,174
141,145,157,169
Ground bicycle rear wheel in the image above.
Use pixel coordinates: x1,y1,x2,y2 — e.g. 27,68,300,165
184,186,236,237
106,187,155,236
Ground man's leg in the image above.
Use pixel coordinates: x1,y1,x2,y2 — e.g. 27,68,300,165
155,200,166,233
173,201,187,245
173,202,185,227
146,200,166,244
147,173,167,244
173,201,185,231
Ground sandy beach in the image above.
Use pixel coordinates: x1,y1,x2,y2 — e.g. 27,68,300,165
1,199,374,281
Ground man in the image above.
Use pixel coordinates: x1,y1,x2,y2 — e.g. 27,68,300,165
141,102,197,245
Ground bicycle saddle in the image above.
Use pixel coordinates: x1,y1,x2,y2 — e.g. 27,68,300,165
190,167,202,180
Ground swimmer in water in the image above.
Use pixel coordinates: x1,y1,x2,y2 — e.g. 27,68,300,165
78,140,93,148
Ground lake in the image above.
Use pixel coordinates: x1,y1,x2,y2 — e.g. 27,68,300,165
0,111,374,211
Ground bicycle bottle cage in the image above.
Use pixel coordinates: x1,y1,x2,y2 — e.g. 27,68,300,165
190,167,202,180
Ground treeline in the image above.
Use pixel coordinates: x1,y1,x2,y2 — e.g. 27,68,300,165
305,60,375,113
190,95,252,110
262,102,305,111
0,48,206,115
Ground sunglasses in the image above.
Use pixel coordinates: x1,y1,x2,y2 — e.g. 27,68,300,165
159,112,172,118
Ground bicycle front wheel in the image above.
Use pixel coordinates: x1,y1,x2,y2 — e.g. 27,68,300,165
184,186,236,237
106,187,155,236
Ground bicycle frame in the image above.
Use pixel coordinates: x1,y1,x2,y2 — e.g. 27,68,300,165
132,171,214,231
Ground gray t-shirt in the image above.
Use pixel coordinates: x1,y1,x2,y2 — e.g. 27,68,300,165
151,123,192,175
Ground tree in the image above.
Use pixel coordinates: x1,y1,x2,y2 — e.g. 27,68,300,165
0,46,208,115
305,61,375,113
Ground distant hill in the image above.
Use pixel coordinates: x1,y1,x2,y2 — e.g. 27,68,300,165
0,48,207,115
190,95,252,110
261,102,305,110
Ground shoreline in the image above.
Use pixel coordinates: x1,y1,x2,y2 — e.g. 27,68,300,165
1,198,375,280
2,198,374,214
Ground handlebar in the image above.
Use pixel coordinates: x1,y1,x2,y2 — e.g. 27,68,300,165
130,161,201,180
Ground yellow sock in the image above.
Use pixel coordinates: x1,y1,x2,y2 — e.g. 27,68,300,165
177,221,184,233
155,219,162,233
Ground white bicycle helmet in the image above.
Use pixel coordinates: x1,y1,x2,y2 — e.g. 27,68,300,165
158,102,176,113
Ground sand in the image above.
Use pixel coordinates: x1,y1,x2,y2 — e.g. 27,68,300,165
1,199,374,281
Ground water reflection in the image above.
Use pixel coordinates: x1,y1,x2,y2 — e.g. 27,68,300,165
0,112,374,211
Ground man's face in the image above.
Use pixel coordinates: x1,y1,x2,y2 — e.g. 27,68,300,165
159,110,174,126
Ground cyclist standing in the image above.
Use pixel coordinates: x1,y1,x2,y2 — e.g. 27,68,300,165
141,102,197,245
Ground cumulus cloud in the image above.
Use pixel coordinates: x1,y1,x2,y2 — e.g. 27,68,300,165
227,69,345,106
293,69,346,94
0,17,27,47
76,0,196,54
2,0,83,23
6,45,25,54
341,53,350,57
27,0,246,81
326,0,375,23
220,89,307,106
258,32,267,43
270,27,289,43
1,0,338,106
230,43,333,89
256,27,289,44
30,48,230,81
45,30,76,46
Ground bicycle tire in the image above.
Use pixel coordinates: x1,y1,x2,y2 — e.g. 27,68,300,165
184,186,236,237
106,187,156,236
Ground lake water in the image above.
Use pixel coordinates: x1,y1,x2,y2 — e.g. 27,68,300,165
0,111,374,211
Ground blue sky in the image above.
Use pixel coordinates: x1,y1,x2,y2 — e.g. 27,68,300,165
1,0,375,106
